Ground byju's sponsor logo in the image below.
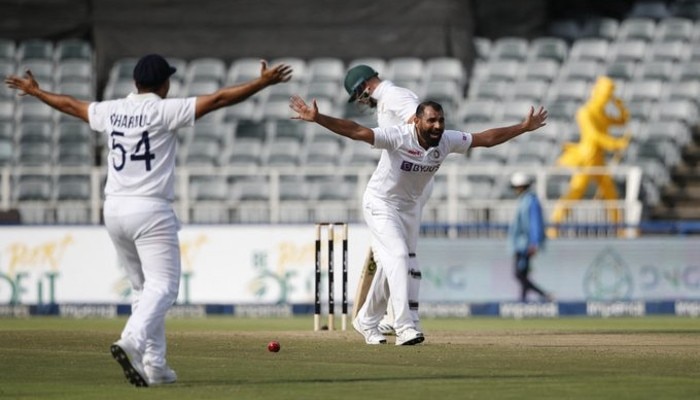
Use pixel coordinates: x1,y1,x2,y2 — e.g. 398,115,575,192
400,161,440,172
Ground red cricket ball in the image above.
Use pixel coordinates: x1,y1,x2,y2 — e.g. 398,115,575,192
267,340,281,352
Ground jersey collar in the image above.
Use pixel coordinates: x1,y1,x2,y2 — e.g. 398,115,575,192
127,92,162,101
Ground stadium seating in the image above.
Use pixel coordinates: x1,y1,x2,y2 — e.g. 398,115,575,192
304,140,343,166
636,60,675,81
16,39,53,60
480,59,521,82
569,38,609,63
307,57,345,83
0,140,12,166
510,80,549,102
57,142,93,167
347,57,387,75
425,57,468,88
0,100,14,121
186,57,226,85
233,119,268,142
54,39,92,62
617,17,657,42
342,140,380,166
270,57,307,83
3,13,700,226
520,59,561,83
265,138,302,166
305,81,342,106
654,17,695,41
424,81,462,115
457,99,499,123
490,37,529,61
55,174,91,200
529,37,569,64
559,59,603,83
580,17,619,41
467,80,507,101
226,138,265,167
0,39,15,61
269,119,308,143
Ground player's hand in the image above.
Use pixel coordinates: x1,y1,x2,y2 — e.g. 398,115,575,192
521,106,547,132
4,70,40,96
260,60,292,85
289,95,318,122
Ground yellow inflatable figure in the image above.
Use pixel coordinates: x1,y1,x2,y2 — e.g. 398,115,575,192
549,76,630,237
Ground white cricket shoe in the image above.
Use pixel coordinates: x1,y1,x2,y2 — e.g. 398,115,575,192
110,339,148,387
145,364,177,385
395,328,425,346
377,318,395,336
352,318,387,345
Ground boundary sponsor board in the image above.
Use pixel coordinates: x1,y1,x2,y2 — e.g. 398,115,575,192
418,237,700,302
3,300,699,318
0,225,372,305
2,227,700,305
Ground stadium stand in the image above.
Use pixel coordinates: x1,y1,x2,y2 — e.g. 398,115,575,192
3,3,700,229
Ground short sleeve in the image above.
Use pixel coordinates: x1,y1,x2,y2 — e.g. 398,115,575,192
162,97,196,130
87,101,108,133
445,130,473,154
371,125,403,150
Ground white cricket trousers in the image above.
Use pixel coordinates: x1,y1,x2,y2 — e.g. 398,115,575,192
104,197,181,368
358,194,421,335
378,180,431,329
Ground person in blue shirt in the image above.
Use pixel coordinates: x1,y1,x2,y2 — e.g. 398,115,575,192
507,172,553,303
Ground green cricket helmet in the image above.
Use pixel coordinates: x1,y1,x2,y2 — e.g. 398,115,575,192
344,64,378,103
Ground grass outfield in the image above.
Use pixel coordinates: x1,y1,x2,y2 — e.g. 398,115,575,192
1,317,699,400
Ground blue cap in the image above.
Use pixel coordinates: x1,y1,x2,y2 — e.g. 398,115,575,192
133,54,176,87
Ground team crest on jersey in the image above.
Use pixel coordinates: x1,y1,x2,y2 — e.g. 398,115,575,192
432,150,441,159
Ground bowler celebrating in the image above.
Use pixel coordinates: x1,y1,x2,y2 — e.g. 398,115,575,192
290,95,547,345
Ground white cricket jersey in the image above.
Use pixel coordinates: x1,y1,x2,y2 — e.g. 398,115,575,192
368,124,473,209
88,93,196,201
372,80,419,128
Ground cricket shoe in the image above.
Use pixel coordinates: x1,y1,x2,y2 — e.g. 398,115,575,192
377,320,396,336
352,318,387,345
110,339,148,387
145,364,177,385
395,328,424,346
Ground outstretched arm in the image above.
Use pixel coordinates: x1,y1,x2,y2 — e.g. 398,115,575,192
471,106,547,148
5,70,90,122
195,60,292,120
289,95,374,144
